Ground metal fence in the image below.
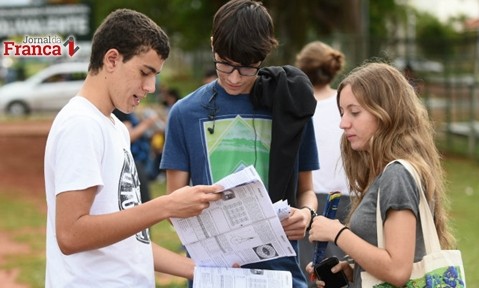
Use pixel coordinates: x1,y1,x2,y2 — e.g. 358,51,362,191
313,34,479,161
165,34,479,160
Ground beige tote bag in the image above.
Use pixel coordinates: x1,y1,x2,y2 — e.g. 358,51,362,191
361,159,466,287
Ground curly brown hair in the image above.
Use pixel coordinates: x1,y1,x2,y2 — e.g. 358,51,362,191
88,9,170,74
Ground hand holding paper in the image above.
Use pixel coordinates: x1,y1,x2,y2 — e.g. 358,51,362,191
171,166,296,267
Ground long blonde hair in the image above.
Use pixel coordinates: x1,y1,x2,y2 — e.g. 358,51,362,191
337,62,455,249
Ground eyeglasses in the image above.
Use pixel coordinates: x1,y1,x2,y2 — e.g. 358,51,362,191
213,60,261,76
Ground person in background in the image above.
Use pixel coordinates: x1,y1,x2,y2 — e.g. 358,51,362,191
306,62,455,287
160,1,318,287
44,9,222,287
113,108,158,202
294,41,350,284
202,68,218,84
162,87,180,112
403,62,422,94
149,87,180,182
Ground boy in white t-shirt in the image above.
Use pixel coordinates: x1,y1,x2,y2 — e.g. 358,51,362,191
44,9,222,288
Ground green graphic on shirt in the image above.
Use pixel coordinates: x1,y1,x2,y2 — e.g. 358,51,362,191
204,115,271,185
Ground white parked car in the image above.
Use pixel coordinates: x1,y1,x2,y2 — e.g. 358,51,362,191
0,62,88,116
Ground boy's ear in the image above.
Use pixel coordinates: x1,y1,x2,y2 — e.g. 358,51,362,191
210,36,214,53
103,49,122,72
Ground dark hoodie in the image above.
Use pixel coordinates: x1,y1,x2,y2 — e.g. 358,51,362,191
251,65,316,206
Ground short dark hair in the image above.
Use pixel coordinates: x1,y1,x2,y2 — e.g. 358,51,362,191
89,9,170,73
212,0,278,65
166,88,180,101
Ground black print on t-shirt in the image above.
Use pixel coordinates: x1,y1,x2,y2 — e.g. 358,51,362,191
119,148,150,244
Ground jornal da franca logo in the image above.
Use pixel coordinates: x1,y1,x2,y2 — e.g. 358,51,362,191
2,35,80,57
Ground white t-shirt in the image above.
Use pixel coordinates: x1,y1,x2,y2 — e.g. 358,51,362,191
312,93,349,195
44,96,154,287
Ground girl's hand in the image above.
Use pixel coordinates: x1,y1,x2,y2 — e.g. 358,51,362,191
305,260,353,288
305,261,325,288
308,216,344,243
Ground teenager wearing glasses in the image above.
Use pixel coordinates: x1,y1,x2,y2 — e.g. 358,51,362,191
160,1,319,287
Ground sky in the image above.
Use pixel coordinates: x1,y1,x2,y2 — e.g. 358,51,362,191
412,0,479,21
1,0,478,22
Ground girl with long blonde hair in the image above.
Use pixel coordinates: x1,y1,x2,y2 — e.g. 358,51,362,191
307,62,455,287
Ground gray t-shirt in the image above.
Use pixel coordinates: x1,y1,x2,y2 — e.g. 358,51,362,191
348,162,427,287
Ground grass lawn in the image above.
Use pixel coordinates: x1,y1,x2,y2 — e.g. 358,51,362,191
443,155,479,287
0,155,477,287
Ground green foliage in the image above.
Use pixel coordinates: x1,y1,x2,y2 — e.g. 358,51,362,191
369,0,401,39
83,0,412,65
367,0,404,59
87,0,219,52
158,67,203,98
155,1,221,51
416,12,458,59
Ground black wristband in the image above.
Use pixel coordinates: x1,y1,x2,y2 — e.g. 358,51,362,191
334,226,349,246
301,206,317,231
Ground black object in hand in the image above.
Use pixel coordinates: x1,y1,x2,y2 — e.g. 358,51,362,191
313,256,348,288
313,192,341,265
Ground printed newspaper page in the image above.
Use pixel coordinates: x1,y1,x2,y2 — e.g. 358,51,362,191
170,165,296,267
193,267,292,288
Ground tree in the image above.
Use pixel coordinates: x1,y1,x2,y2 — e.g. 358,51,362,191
85,0,409,66
415,11,457,60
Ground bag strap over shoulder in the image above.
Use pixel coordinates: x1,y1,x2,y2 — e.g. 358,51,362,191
376,159,441,253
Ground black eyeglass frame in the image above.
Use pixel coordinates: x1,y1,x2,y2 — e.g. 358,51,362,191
213,60,261,76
